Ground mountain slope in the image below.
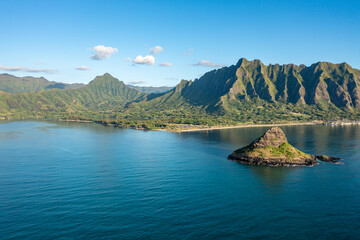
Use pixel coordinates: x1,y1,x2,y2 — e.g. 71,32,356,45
143,58,360,113
0,73,146,119
0,73,85,93
1,59,360,126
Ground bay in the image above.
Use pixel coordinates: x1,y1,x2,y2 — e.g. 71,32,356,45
0,121,359,239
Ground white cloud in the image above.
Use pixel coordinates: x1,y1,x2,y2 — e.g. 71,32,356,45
128,81,146,85
0,64,57,73
150,45,163,54
75,66,90,70
125,57,132,62
90,45,118,60
183,49,194,56
191,60,223,67
133,55,155,65
159,62,172,67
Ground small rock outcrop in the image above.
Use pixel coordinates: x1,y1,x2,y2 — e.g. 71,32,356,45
315,155,342,164
228,127,341,166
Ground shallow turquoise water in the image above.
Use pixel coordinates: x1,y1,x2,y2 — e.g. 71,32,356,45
0,121,359,239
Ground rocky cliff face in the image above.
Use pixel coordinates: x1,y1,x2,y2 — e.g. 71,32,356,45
165,58,360,111
228,127,317,166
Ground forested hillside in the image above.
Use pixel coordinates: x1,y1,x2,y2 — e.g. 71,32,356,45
0,74,84,93
1,59,360,129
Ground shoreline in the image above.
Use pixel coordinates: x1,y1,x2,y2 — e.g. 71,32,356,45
172,122,321,132
57,120,321,132
3,118,360,132
58,119,93,123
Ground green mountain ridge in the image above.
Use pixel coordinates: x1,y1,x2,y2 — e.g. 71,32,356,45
150,58,360,112
0,73,85,93
0,73,145,119
0,73,174,94
1,58,360,128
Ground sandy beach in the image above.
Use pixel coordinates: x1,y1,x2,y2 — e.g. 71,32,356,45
173,122,321,132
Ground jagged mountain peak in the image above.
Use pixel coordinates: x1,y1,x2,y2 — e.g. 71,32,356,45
235,57,249,66
90,73,121,83
174,80,191,93
147,58,360,111
87,73,132,93
235,58,265,68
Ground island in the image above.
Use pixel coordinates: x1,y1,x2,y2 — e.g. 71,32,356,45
228,127,341,166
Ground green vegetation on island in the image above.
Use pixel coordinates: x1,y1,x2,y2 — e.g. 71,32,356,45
228,127,341,166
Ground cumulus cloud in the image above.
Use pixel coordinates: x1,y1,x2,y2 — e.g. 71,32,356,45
183,49,194,56
159,62,172,67
133,55,155,65
0,64,57,73
90,45,118,60
191,60,223,67
128,81,146,85
150,45,163,54
75,66,90,70
125,57,132,62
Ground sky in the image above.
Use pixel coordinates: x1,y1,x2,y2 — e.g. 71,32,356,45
0,0,360,86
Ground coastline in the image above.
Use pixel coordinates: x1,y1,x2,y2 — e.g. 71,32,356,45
56,120,321,132
58,119,93,123
4,118,359,132
172,122,321,132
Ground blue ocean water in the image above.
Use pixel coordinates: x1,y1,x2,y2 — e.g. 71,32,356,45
0,121,359,239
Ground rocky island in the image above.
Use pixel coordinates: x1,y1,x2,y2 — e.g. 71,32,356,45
228,127,341,166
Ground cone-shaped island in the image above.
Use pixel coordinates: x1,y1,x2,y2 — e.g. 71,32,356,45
228,127,341,166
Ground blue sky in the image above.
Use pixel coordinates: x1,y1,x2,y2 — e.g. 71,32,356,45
0,0,359,86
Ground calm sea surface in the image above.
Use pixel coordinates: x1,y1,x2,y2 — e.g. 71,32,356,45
0,121,359,239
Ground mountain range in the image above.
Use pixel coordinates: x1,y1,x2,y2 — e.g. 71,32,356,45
153,58,360,111
0,73,85,93
1,58,359,128
0,73,173,94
